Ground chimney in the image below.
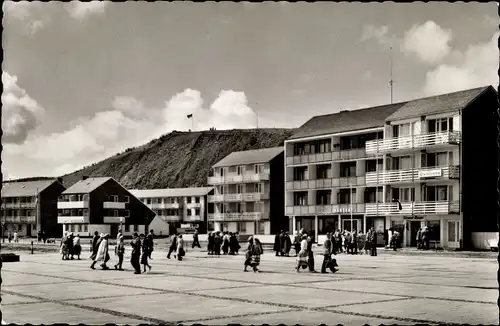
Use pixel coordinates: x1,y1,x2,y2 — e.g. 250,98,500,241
82,175,89,181
57,177,63,184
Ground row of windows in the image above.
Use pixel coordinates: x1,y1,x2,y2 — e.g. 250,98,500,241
2,196,36,204
217,183,264,194
154,208,201,216
216,164,264,176
143,196,201,205
63,224,140,233
1,209,35,216
207,221,266,234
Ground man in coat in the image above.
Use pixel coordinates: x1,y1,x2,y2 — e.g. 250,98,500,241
321,232,333,273
90,231,100,260
146,229,155,259
192,230,201,249
369,227,378,256
274,231,282,256
130,232,142,274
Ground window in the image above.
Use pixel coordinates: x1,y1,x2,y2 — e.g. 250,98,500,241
195,197,200,203
83,224,88,233
293,192,308,206
342,219,359,232
258,221,265,234
219,186,224,195
337,189,356,204
78,209,83,216
147,198,151,205
400,188,415,202
125,224,130,232
236,185,243,194
237,166,243,175
254,164,263,174
195,208,200,216
124,210,130,217
113,210,119,217
134,225,139,232
187,209,192,216
316,190,331,205
316,164,331,179
220,168,224,176
125,196,130,203
339,162,356,177
293,167,307,181
187,197,192,204
424,185,450,201
254,183,263,193
237,222,246,233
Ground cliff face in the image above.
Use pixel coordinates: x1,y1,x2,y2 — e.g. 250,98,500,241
60,128,295,189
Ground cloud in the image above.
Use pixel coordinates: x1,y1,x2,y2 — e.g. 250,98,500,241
2,72,45,144
402,21,453,64
3,88,258,177
65,1,109,20
360,25,398,47
423,31,499,96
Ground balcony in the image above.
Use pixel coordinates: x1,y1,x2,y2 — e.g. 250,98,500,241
103,216,129,224
3,202,36,209
185,215,203,222
160,215,182,222
366,131,461,155
208,212,263,221
243,193,269,201
286,176,366,191
365,165,460,185
58,215,90,224
2,216,36,223
150,203,180,209
208,173,270,185
58,201,89,209
286,149,366,166
103,201,126,209
365,201,460,216
285,204,365,216
186,202,201,209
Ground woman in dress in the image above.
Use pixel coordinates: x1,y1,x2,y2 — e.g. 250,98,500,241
91,234,110,270
72,234,82,260
244,236,263,273
176,234,185,261
296,235,309,272
60,232,69,260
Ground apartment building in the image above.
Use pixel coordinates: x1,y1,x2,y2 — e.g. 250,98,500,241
285,86,498,250
208,147,286,235
1,179,66,238
129,187,213,236
57,176,155,237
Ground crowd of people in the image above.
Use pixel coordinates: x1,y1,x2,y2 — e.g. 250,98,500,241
60,232,82,260
206,231,241,255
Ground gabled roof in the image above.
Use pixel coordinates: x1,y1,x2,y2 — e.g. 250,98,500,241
62,177,112,195
2,180,61,197
129,187,214,199
386,86,491,121
213,147,284,168
288,102,407,140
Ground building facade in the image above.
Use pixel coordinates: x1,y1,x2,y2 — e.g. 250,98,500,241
1,179,66,238
57,176,155,237
129,187,213,236
285,86,498,249
208,147,287,235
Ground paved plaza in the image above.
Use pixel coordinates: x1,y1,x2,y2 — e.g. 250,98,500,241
1,249,498,325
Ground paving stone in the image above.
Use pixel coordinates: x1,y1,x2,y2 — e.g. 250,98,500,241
1,302,145,324
76,292,287,322
187,310,416,325
329,298,498,324
305,279,497,303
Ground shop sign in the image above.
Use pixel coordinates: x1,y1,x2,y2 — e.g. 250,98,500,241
418,168,442,178
333,208,351,213
403,216,423,220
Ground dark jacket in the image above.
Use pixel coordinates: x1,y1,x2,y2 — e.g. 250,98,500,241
323,239,332,255
131,238,141,257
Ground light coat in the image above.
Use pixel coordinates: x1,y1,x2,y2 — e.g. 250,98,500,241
95,239,109,262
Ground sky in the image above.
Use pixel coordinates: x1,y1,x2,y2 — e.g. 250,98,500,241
2,1,499,179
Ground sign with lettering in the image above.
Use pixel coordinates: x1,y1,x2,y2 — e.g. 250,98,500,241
418,168,442,178
333,208,352,213
403,216,423,220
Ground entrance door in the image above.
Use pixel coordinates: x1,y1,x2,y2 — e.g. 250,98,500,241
410,221,421,247
109,224,118,238
447,220,460,248
342,219,361,232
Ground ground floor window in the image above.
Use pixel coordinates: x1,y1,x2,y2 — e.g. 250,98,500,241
390,220,405,245
318,217,338,234
207,221,214,232
342,219,361,232
237,222,246,233
426,220,440,241
257,221,265,235
295,217,315,240
133,224,139,232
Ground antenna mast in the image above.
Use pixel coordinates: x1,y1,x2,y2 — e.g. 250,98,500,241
389,46,394,104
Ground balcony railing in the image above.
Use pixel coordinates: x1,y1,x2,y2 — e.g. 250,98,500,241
285,204,365,216
365,165,460,185
286,176,366,191
208,193,269,202
160,215,182,222
365,201,460,216
208,173,270,184
186,202,201,209
2,216,36,223
103,201,126,209
208,212,263,221
286,149,366,166
3,202,37,209
185,215,203,222
58,201,89,209
58,215,90,224
150,203,180,209
103,216,129,224
366,131,461,155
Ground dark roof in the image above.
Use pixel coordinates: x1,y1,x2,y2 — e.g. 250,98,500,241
130,187,214,198
289,102,406,140
386,86,491,121
62,177,112,195
213,147,284,168
2,180,60,197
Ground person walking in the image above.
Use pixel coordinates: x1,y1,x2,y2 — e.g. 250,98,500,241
192,230,201,249
146,229,155,259
140,234,152,273
167,233,178,259
91,234,110,270
283,232,292,257
176,234,185,261
244,236,263,273
130,232,142,274
214,232,222,256
222,232,230,255
73,234,82,260
296,235,309,272
114,235,125,271
293,231,301,257
306,234,317,273
352,230,358,255
207,232,214,255
90,231,100,260
416,228,422,249
321,233,333,274
369,227,378,256
60,232,69,260
274,231,282,256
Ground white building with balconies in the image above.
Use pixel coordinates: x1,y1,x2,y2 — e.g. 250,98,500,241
285,85,498,250
208,147,286,235
129,187,213,236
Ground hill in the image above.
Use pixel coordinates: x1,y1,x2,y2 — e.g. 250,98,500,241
60,128,295,189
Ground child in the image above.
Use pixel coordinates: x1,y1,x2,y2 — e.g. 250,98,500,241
114,236,125,271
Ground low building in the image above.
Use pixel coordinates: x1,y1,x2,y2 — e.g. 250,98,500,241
57,176,155,237
208,147,287,235
1,179,66,238
129,187,214,236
